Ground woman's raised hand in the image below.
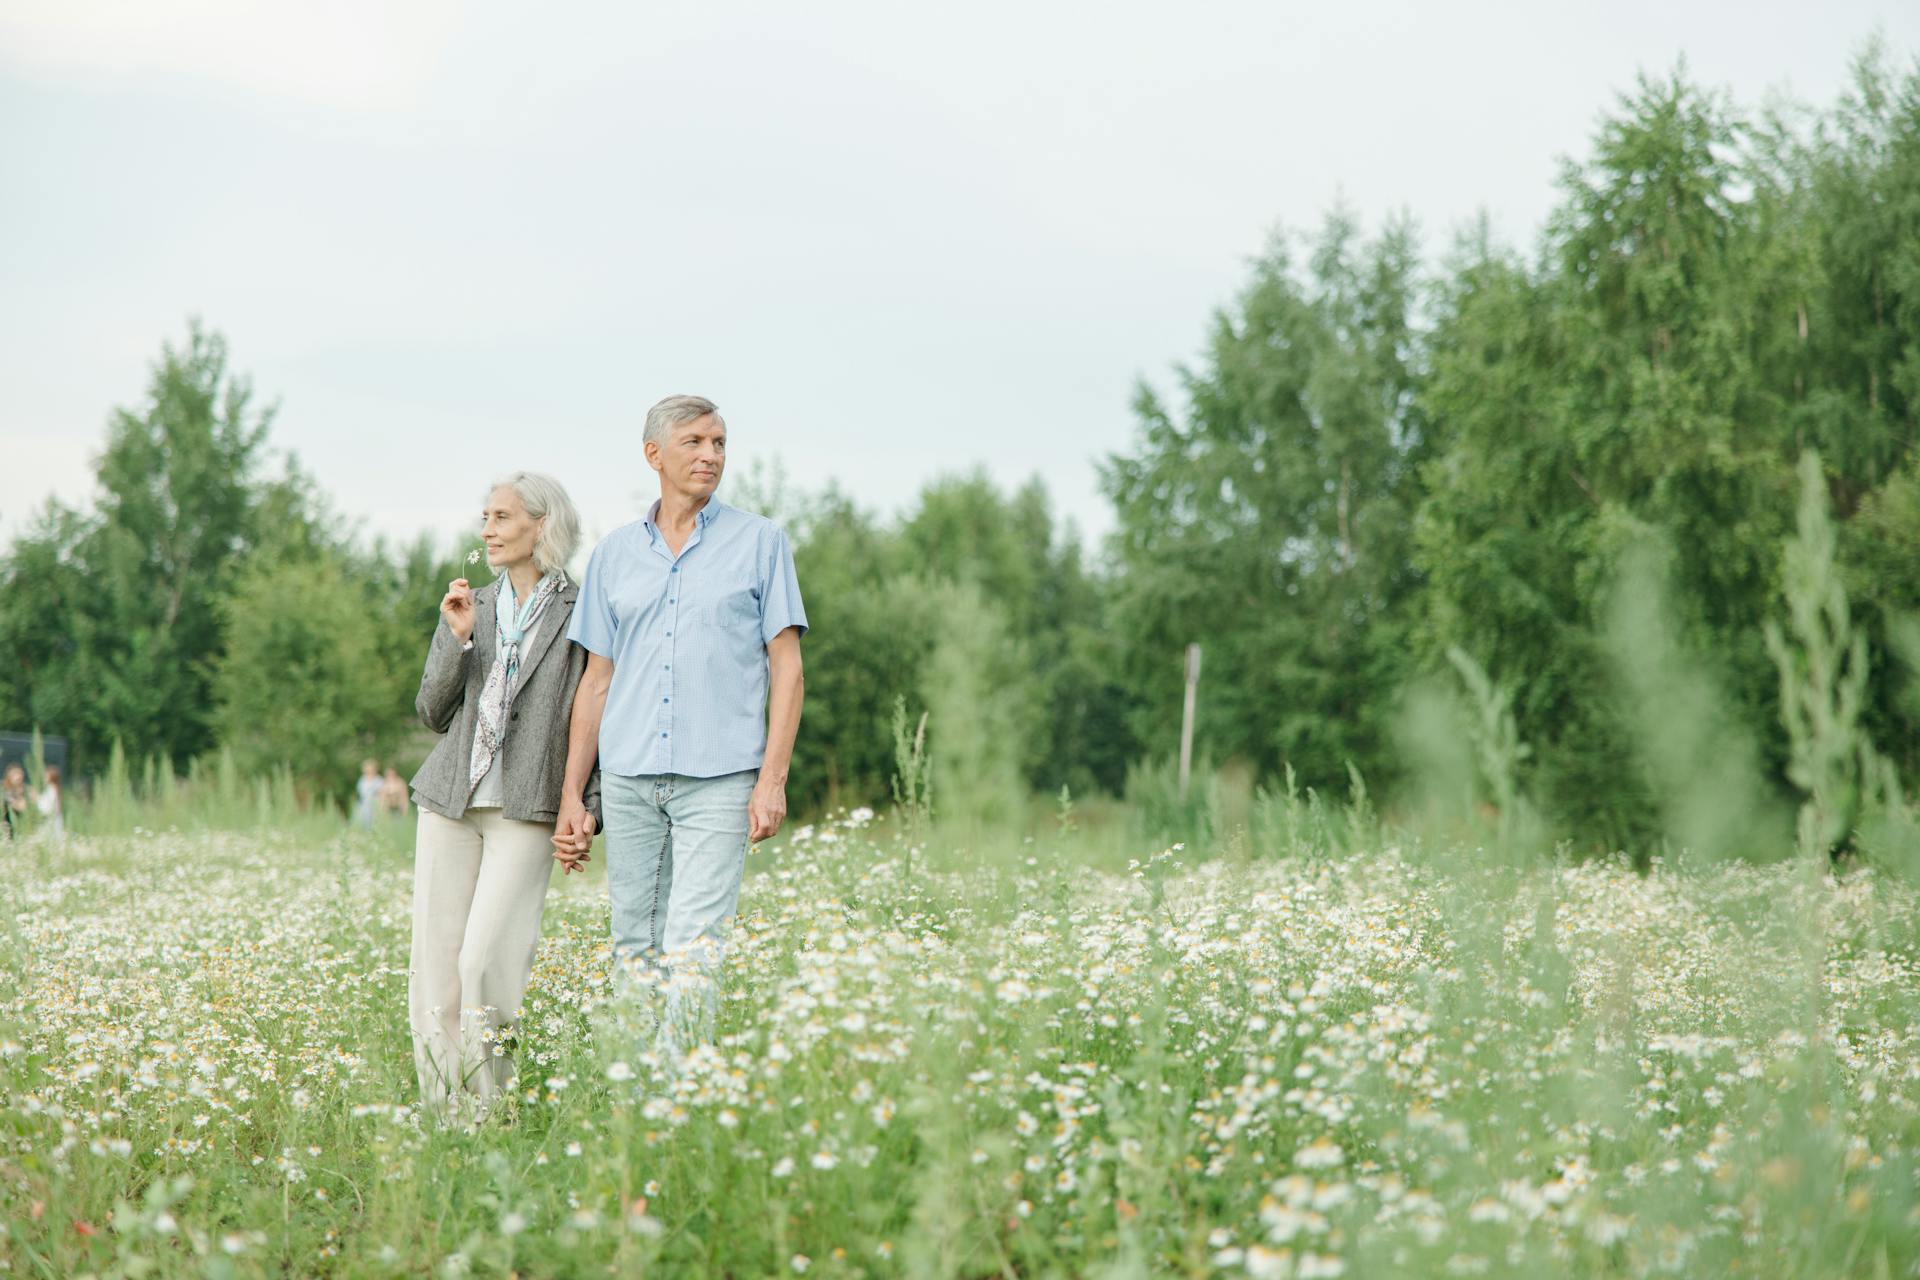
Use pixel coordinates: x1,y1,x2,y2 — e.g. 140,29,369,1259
441,578,477,643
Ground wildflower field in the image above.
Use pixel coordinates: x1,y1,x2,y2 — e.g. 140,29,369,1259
2,811,1917,1279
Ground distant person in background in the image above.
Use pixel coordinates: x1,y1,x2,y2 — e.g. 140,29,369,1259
407,471,600,1122
354,759,382,828
379,766,409,820
2,763,25,841
36,765,65,841
3,764,27,825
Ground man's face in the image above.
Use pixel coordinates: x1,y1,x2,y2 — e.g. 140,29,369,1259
647,414,726,499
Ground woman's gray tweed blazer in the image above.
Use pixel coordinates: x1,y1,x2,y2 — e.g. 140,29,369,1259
408,578,601,826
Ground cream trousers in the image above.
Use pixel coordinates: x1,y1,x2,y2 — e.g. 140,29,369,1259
407,806,555,1113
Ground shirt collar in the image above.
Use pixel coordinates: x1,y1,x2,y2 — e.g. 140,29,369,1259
644,496,724,539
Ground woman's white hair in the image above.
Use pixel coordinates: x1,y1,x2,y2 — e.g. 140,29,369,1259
489,471,581,578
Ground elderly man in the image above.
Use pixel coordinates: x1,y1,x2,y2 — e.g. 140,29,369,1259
554,394,807,1057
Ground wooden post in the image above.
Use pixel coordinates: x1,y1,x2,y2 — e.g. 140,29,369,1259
1178,643,1201,799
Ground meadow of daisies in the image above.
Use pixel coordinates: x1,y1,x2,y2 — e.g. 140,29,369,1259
1,804,1917,1278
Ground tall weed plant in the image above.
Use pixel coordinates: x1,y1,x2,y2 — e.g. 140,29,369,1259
1604,534,1787,863
1766,451,1887,863
35,745,375,847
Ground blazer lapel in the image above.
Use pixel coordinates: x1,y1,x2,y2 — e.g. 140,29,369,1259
514,582,576,681
472,581,500,676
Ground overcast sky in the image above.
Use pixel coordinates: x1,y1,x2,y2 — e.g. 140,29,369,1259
5,1,1918,557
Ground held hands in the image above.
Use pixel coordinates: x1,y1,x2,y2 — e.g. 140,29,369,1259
441,578,477,643
552,794,596,874
546,785,783,869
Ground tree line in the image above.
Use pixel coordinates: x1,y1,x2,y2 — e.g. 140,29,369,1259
1104,47,1920,850
6,47,1920,852
0,327,1131,823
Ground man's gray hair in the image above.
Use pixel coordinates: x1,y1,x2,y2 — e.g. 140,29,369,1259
643,394,724,449
489,471,582,578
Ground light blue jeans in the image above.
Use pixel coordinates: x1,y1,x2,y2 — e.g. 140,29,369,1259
601,769,758,1059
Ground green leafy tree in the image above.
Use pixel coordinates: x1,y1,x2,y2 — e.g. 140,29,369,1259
779,472,1129,814
779,487,936,810
1416,71,1799,840
1794,42,1920,492
1814,49,1920,780
897,470,1133,795
211,554,409,791
354,529,474,774
1101,210,1428,795
919,578,1033,831
1849,456,1920,779
0,323,296,767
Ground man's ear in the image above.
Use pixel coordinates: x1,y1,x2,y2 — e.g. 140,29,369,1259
643,440,662,472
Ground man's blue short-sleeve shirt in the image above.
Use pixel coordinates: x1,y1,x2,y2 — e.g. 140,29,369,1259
568,497,807,778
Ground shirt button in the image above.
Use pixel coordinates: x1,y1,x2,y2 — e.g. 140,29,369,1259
662,697,669,703
671,566,679,573
660,731,668,738
666,630,672,637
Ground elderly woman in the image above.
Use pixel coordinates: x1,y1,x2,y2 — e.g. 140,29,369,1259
408,471,601,1119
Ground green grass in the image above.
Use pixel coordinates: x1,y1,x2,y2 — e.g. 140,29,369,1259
1,806,1916,1279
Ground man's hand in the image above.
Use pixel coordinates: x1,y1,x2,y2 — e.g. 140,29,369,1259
755,628,802,850
552,795,596,874
748,778,787,845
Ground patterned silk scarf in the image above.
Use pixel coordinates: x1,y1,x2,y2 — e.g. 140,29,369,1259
468,572,564,797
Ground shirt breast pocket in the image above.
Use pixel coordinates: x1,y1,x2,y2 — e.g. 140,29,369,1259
699,576,760,629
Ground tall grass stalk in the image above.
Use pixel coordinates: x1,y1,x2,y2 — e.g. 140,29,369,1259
1766,450,1875,861
1444,644,1543,860
1605,536,1786,862
887,695,932,855
40,746,376,847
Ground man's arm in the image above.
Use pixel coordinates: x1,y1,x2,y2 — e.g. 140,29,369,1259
554,652,613,865
750,627,804,843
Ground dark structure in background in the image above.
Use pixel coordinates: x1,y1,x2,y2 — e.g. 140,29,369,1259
0,732,67,776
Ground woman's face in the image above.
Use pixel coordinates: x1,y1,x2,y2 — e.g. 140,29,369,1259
3,765,22,790
482,486,544,574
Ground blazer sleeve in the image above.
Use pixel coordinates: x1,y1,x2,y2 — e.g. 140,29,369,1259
416,621,473,734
